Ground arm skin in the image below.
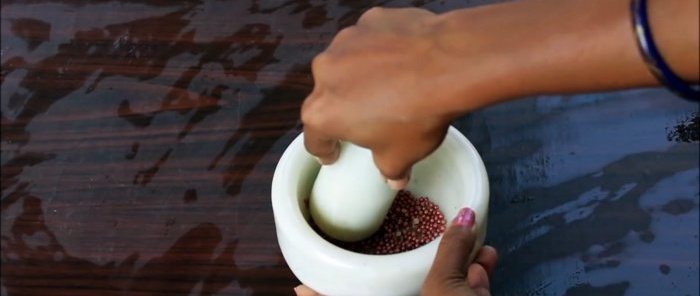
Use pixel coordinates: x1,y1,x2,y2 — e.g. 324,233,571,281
301,0,699,184
436,0,699,112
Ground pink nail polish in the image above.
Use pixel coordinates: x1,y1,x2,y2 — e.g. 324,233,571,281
452,207,475,228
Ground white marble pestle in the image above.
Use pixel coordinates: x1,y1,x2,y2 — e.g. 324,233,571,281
309,142,398,242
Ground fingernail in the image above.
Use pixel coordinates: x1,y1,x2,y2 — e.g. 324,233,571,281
386,175,409,190
452,207,475,228
314,154,337,165
294,285,314,295
315,143,341,165
314,156,329,165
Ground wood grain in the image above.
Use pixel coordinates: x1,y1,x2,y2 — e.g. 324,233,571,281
2,1,698,295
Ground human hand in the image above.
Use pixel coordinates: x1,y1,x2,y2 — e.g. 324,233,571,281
421,208,497,296
301,7,481,189
303,0,700,191
293,207,498,296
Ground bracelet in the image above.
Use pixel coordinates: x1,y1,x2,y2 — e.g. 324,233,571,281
631,0,699,101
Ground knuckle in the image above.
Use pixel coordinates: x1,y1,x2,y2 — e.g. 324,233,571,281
311,53,330,72
374,157,406,180
300,100,314,124
326,27,362,55
302,100,333,132
301,100,322,126
373,146,418,180
361,7,384,21
311,52,342,79
367,6,384,14
303,137,320,156
379,167,403,181
334,27,357,42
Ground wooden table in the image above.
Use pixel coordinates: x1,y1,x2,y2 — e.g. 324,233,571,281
2,1,698,295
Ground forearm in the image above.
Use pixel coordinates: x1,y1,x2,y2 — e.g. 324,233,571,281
434,0,699,112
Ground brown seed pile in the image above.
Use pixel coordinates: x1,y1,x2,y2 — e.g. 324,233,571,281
311,190,446,255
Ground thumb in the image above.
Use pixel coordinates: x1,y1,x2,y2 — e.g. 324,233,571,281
428,207,477,281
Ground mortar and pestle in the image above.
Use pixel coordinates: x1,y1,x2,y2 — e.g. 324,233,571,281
271,126,489,296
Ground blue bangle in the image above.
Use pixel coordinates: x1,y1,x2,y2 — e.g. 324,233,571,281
631,0,699,101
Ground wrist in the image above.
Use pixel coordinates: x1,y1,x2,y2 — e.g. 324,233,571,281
429,2,540,113
428,0,678,110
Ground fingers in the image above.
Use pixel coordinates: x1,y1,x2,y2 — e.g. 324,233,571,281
467,263,491,295
303,127,340,165
427,207,477,282
301,91,341,165
466,246,498,295
329,27,361,51
371,149,412,190
467,242,498,295
294,285,321,296
357,7,386,27
386,175,411,191
474,246,498,277
370,128,445,190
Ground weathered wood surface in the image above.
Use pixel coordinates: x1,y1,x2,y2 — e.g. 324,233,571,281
2,1,698,295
